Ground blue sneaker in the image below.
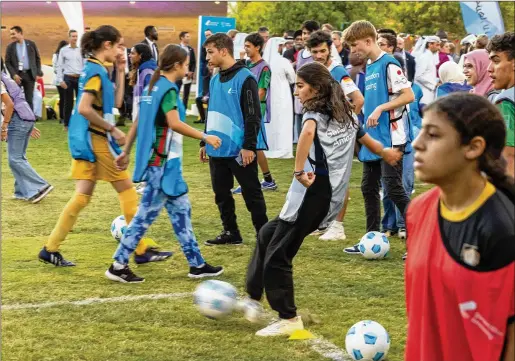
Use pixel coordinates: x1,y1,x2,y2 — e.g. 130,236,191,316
134,248,173,264
38,247,75,267
232,186,242,195
261,180,277,191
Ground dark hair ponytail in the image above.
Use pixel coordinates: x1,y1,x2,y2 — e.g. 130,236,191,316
81,25,121,57
425,93,515,201
297,62,356,129
147,44,188,94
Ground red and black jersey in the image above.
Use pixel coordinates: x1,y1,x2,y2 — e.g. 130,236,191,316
405,183,515,361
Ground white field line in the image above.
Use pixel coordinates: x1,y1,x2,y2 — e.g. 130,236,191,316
2,292,350,361
1,292,191,311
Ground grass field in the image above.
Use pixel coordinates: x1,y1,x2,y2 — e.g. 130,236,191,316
1,118,418,361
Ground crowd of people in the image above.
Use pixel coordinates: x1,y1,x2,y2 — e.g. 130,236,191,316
1,17,514,359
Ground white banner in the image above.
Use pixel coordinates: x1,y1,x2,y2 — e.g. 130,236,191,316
459,2,505,38
57,2,85,46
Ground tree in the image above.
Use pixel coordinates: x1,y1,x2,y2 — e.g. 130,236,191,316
233,2,514,40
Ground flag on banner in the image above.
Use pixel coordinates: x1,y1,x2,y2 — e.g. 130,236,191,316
459,2,505,38
58,2,85,46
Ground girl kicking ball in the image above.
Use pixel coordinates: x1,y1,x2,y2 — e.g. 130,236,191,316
242,62,401,336
105,44,224,283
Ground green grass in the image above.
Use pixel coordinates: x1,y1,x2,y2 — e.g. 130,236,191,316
2,118,419,361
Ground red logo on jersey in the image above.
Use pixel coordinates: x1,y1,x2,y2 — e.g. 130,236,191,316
397,70,402,75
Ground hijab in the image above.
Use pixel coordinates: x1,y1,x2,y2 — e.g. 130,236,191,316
463,49,494,96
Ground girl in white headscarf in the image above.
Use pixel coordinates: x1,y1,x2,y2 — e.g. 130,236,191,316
436,61,472,98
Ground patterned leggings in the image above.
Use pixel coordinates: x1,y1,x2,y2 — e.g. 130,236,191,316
113,167,205,267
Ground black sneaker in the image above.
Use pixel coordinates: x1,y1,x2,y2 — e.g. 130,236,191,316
30,185,54,204
188,263,224,278
38,247,75,267
343,243,362,255
105,264,145,283
205,230,243,246
134,248,173,264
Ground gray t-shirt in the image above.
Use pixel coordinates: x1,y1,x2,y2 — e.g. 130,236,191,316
280,111,364,225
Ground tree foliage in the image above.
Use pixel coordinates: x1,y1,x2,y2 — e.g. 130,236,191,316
232,1,514,39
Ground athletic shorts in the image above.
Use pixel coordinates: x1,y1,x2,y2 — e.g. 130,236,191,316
70,133,129,182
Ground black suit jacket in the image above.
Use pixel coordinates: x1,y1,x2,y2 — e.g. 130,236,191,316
140,39,159,61
5,39,43,80
185,45,196,73
404,51,416,83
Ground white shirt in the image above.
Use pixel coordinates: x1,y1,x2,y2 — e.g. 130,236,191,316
368,51,411,145
145,38,158,61
55,45,84,83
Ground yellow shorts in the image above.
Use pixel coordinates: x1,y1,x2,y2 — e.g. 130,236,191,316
70,133,130,182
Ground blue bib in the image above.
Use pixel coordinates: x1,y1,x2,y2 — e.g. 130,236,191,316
360,54,411,161
133,76,188,197
330,64,350,83
68,59,120,162
206,68,254,157
409,83,424,130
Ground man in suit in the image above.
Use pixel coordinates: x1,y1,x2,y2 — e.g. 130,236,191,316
396,36,416,83
5,26,43,110
141,25,159,62
177,31,197,109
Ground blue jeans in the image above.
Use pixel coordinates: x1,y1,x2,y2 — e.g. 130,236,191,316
113,167,205,267
381,150,414,231
7,113,48,199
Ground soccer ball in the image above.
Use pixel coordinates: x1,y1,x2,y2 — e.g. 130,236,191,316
111,215,127,242
193,280,238,319
345,320,390,361
358,232,390,259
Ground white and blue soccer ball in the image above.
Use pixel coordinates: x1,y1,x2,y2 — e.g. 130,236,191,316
345,320,391,361
194,280,238,319
110,215,127,242
359,232,390,259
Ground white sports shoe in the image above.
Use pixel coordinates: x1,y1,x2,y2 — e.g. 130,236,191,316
398,229,407,240
255,316,304,337
239,297,266,323
319,221,346,241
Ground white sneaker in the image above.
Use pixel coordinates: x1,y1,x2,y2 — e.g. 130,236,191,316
239,297,266,323
310,228,327,236
319,221,346,241
398,229,407,240
135,182,146,195
255,316,304,337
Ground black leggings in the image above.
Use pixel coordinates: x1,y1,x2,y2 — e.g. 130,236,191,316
246,175,331,319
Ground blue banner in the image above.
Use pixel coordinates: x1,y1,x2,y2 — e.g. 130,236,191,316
196,16,236,96
459,2,505,39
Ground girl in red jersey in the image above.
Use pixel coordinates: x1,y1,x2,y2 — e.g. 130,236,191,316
405,92,515,361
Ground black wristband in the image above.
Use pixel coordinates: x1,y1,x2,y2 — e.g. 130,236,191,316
294,170,305,177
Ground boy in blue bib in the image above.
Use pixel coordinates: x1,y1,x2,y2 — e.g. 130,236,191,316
342,21,415,255
200,33,268,246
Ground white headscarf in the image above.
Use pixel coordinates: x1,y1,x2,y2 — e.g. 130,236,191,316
412,35,440,57
438,61,466,84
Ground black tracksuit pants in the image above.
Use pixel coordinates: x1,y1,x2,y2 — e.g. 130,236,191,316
246,174,331,319
63,75,79,127
209,157,268,235
361,144,411,232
